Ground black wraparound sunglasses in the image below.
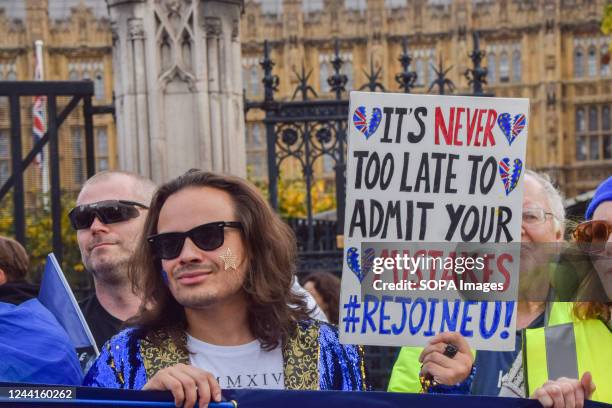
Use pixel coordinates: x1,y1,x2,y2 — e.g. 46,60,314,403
147,221,243,260
68,200,149,230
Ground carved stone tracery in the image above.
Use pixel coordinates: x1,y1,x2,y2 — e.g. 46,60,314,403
153,0,196,90
128,18,145,40
204,16,222,37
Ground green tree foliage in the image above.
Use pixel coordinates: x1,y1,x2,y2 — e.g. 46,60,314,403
602,4,612,52
247,166,337,218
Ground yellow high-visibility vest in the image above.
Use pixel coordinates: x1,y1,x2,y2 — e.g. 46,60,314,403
524,302,612,403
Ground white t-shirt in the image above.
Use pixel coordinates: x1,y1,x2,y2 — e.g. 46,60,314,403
187,334,285,390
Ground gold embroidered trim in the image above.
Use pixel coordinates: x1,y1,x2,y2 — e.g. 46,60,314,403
358,345,367,390
140,330,190,380
283,322,320,390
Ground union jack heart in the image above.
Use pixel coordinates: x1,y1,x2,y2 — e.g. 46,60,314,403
352,106,382,140
497,113,526,146
498,157,523,196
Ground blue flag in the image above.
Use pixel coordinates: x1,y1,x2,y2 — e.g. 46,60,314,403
38,253,98,371
0,300,83,384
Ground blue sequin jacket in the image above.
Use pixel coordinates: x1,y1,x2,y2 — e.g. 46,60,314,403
83,320,368,391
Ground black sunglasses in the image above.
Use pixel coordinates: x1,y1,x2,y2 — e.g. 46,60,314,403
147,221,243,260
68,200,149,230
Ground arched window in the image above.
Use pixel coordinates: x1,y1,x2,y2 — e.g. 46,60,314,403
588,46,597,77
82,63,90,80
345,0,366,11
600,44,610,76
94,72,104,100
603,106,610,131
252,124,262,147
95,127,108,171
499,51,509,82
604,135,612,159
590,134,600,160
320,61,330,92
488,53,496,84
576,108,585,132
415,58,424,86
428,56,436,86
576,136,587,160
589,106,598,131
574,47,584,78
242,66,249,94
7,67,16,81
343,60,353,91
512,50,521,82
250,66,260,96
96,128,108,155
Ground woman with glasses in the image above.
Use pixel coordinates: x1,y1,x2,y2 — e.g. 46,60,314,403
502,176,612,407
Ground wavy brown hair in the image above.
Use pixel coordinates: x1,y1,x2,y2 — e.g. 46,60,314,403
303,272,341,325
569,220,611,322
128,170,310,350
0,236,29,282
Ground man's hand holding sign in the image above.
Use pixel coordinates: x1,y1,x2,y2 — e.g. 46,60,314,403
340,91,529,392
419,332,473,389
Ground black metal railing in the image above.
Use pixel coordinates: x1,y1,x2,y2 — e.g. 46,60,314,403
0,80,114,263
246,33,490,265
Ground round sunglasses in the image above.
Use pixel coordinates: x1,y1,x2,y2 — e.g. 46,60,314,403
68,200,149,230
147,221,243,260
572,220,612,253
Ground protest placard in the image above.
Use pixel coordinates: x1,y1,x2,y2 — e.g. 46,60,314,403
340,91,529,351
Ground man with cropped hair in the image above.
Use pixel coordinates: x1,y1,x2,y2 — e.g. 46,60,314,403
72,171,156,348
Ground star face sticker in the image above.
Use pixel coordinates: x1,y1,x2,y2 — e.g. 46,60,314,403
219,247,238,271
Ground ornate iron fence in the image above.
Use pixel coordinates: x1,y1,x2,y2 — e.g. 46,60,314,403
245,34,490,265
245,34,490,390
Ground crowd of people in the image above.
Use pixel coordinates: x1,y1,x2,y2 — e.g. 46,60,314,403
0,168,610,408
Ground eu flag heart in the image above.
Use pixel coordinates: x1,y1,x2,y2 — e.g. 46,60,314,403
347,247,366,283
498,158,523,196
497,113,526,146
353,106,382,140
362,247,375,276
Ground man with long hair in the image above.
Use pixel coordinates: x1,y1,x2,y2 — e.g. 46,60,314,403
83,171,367,407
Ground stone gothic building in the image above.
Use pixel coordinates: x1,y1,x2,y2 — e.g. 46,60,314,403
0,0,114,199
0,0,610,199
242,0,612,198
